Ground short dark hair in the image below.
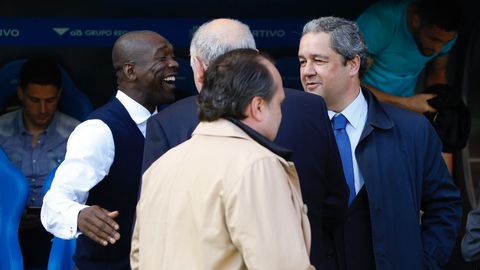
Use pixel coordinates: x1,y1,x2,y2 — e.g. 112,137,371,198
415,0,461,32
19,57,62,90
198,48,275,122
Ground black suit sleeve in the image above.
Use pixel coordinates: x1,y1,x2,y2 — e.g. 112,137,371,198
320,101,349,228
142,115,171,173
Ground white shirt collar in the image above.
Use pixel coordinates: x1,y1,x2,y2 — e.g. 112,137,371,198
115,90,155,125
328,88,366,129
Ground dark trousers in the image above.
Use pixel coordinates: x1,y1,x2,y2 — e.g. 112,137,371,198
18,208,53,267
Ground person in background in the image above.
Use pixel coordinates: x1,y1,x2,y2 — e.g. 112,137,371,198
0,57,79,268
141,18,347,268
298,16,462,270
462,204,480,262
41,30,178,269
356,0,462,173
132,48,313,270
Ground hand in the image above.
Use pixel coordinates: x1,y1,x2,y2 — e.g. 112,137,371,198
78,205,120,246
405,93,437,114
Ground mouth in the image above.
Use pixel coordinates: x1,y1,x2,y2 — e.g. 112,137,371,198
304,81,321,91
162,74,177,86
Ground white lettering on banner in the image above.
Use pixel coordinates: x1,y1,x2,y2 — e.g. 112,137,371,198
251,29,286,38
113,30,128,36
85,30,112,37
0,28,20,37
70,29,83,36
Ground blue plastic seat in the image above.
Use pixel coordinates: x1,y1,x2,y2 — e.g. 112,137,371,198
42,167,76,270
0,59,93,121
0,147,29,270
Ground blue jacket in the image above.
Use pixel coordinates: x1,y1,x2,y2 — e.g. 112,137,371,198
142,88,349,267
350,89,462,270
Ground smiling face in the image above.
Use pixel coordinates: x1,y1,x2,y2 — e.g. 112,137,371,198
135,35,179,105
299,32,356,111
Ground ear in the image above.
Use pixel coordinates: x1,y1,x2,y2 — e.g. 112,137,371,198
192,56,206,89
408,5,421,30
17,86,24,101
123,63,136,80
57,87,63,99
347,55,361,77
246,96,267,122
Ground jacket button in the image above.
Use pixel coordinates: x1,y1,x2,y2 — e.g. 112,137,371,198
327,249,335,259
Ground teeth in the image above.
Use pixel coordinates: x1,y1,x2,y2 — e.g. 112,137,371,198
163,76,176,82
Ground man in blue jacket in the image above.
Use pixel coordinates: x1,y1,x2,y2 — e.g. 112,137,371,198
142,18,348,267
298,16,462,270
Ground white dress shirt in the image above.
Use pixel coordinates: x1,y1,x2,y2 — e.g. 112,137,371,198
328,89,368,195
41,90,155,239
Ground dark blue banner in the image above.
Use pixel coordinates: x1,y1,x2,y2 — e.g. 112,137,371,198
0,18,307,48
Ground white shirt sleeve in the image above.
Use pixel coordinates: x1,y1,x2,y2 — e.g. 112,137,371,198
41,119,115,239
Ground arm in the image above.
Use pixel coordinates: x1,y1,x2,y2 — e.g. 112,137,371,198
362,55,436,114
41,120,120,245
462,207,480,261
225,158,313,270
425,54,449,86
130,209,141,270
420,120,462,269
142,115,171,173
322,102,348,228
363,82,436,114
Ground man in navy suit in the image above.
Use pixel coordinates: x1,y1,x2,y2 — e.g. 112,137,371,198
298,16,462,270
142,18,348,267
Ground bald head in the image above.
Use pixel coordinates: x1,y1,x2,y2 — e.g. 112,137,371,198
112,30,168,73
190,18,256,68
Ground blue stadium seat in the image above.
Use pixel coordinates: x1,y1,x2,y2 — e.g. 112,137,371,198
42,167,76,270
275,56,303,90
0,59,93,121
0,147,29,270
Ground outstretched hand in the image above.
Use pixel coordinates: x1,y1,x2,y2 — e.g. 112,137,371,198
405,93,437,114
78,205,120,246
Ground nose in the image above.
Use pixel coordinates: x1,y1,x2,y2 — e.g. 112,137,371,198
301,61,316,77
168,57,179,70
40,101,46,113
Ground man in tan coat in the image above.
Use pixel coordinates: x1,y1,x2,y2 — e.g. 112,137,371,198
131,49,313,269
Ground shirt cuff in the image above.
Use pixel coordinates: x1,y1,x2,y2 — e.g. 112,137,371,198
63,203,89,239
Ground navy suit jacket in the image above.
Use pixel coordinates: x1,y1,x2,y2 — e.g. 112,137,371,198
143,88,348,267
337,89,462,270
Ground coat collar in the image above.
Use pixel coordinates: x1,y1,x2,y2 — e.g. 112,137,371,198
360,88,395,141
192,118,292,161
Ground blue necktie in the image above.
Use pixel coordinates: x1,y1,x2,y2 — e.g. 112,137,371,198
332,114,355,205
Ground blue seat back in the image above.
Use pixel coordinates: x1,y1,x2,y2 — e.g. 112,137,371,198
0,59,93,121
0,148,28,270
42,167,76,270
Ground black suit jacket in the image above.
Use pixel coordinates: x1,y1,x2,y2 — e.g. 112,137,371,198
142,88,348,267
